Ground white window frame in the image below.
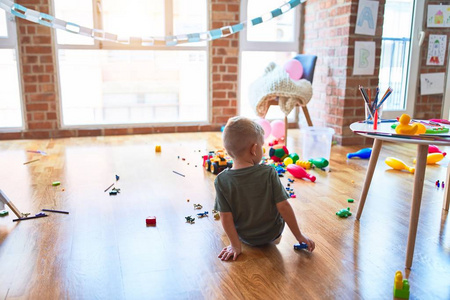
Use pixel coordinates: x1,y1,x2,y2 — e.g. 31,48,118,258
239,0,301,120
0,11,24,130
52,0,209,128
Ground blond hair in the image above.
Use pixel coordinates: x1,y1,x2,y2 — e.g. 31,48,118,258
223,116,264,158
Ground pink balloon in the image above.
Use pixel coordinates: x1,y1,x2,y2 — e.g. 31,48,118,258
283,59,303,80
271,120,285,139
255,118,271,139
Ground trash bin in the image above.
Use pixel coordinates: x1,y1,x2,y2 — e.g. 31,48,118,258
300,127,335,165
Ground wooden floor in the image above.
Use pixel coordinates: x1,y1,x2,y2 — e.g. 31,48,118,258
0,130,449,299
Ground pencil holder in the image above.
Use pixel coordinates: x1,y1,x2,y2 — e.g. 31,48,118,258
364,105,382,124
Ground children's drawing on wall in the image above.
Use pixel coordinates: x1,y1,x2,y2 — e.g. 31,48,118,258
420,73,445,95
353,41,375,75
427,5,450,27
355,0,379,36
427,34,447,66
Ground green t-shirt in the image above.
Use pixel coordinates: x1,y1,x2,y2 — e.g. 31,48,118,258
214,164,289,246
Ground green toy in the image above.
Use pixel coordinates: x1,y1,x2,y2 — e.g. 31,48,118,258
52,181,61,186
336,207,352,218
393,271,410,299
309,158,329,169
0,210,8,216
391,123,449,134
288,153,299,163
347,199,354,203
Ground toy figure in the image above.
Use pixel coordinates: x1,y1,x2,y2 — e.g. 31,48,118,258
336,207,352,218
395,114,419,135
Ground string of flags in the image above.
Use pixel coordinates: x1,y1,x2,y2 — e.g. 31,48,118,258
0,0,305,46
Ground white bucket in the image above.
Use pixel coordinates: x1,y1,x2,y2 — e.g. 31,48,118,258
300,127,335,164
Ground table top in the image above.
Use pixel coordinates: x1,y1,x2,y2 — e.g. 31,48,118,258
350,120,450,146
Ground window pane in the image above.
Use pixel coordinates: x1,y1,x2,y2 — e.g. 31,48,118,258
240,51,296,120
247,0,296,42
102,0,164,37
54,0,94,45
0,49,22,128
173,0,206,35
59,49,207,125
0,9,7,37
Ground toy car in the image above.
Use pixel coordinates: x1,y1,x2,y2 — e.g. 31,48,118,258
204,150,233,175
185,216,195,224
293,243,308,250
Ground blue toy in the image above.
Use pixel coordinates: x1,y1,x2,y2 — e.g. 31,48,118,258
197,211,209,218
294,243,308,250
347,148,372,159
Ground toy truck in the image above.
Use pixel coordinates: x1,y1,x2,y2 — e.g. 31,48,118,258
204,150,233,175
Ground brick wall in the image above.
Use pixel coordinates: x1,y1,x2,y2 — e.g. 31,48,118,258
302,0,385,145
414,0,450,119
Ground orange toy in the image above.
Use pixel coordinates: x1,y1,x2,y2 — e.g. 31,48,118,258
413,152,445,165
385,157,415,174
412,123,426,134
395,114,419,135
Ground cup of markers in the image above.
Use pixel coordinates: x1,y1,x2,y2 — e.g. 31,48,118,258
359,85,392,130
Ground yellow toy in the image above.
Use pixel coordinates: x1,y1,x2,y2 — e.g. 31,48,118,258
413,152,445,165
295,160,312,169
283,157,294,166
155,145,161,152
385,157,415,174
393,270,410,299
395,114,419,135
413,123,426,134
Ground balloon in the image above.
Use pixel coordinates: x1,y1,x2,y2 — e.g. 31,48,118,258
271,120,285,139
283,59,303,80
255,118,271,139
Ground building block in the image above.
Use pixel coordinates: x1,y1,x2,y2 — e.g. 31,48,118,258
393,270,410,299
146,216,156,225
155,145,161,152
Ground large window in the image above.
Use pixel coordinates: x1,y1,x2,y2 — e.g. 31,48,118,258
240,0,299,120
54,0,208,126
0,9,23,128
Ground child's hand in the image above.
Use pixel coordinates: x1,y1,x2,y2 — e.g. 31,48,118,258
298,234,316,252
218,245,241,261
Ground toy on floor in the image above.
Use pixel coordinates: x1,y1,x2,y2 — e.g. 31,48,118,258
104,183,114,192
286,164,316,182
385,157,415,174
193,204,203,210
395,114,419,135
413,153,445,165
109,187,120,196
348,199,354,203
442,181,445,188
289,153,299,163
309,158,329,169
283,157,294,166
0,190,23,219
436,180,440,188
42,209,69,214
197,211,209,218
155,145,161,152
173,170,186,177
347,148,372,159
269,145,289,162
428,145,447,156
204,150,233,175
393,270,410,299
293,243,308,250
212,210,220,220
0,210,8,216
52,181,61,186
185,216,195,224
336,207,352,218
146,216,156,225
296,160,312,169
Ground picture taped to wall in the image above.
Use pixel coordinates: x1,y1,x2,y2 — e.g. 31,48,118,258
420,73,445,95
355,0,379,36
427,5,450,28
353,41,376,75
427,34,447,66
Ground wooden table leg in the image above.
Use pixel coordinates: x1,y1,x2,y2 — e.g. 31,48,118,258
443,161,450,211
405,144,428,269
356,138,383,220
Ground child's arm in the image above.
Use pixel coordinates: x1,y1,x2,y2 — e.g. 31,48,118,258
276,200,315,252
218,212,242,261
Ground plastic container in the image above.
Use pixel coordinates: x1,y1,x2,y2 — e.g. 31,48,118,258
300,127,335,165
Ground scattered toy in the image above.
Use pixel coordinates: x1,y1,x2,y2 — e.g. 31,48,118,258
0,210,8,216
185,216,195,224
288,178,294,183
173,170,185,177
204,150,233,175
104,183,114,192
269,145,289,162
442,181,445,189
347,199,354,203
287,164,316,182
428,145,447,156
146,216,156,225
197,211,209,218
385,157,415,174
193,204,203,210
109,190,118,196
52,181,61,186
295,160,312,169
42,209,69,214
308,158,329,169
393,270,410,299
347,148,372,159
214,212,220,220
436,180,440,188
155,145,161,152
115,175,120,181
336,207,352,218
23,159,40,165
293,243,308,250
13,212,48,222
413,153,445,165
187,199,190,202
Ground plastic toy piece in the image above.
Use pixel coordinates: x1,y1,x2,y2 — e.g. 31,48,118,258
283,157,294,166
13,212,48,222
155,145,161,152
428,145,447,156
429,118,450,125
104,183,114,192
425,127,449,134
308,158,329,169
293,243,308,250
146,216,156,225
42,209,69,214
23,159,40,165
286,164,316,182
173,170,185,177
442,181,445,189
214,212,220,220
393,271,410,299
185,216,195,224
197,211,209,218
395,114,419,135
52,181,61,186
193,204,203,210
109,190,118,196
336,207,352,218
288,178,294,183
347,148,372,159
385,157,415,174
0,210,8,216
436,180,440,188
115,175,120,181
269,146,289,162
347,199,354,203
288,153,299,163
413,153,445,165
295,160,312,169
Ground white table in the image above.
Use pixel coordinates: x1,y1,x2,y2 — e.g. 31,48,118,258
350,121,450,268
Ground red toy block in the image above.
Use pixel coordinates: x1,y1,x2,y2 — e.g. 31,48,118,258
146,216,156,225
